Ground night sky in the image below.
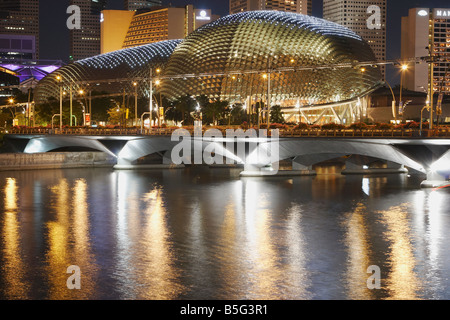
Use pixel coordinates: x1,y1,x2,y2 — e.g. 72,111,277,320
39,0,450,85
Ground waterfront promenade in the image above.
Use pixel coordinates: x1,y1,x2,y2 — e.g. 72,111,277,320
5,125,450,138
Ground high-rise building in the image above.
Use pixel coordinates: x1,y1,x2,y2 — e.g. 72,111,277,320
124,0,162,11
69,0,107,62
323,0,386,78
230,0,312,15
0,0,39,60
401,8,450,94
101,5,219,54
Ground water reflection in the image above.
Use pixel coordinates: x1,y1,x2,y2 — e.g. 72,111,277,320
0,169,449,299
378,205,421,300
139,188,183,299
242,179,280,299
2,178,29,299
45,178,97,299
343,202,373,300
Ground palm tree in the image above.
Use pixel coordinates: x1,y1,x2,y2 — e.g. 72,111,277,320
173,95,196,126
270,105,285,124
201,98,229,126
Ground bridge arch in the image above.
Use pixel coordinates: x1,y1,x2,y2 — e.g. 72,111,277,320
253,139,426,173
24,136,116,156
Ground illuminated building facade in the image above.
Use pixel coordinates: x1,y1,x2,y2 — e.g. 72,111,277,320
230,0,312,15
0,0,39,60
101,5,218,54
70,0,107,61
401,8,450,94
162,11,381,107
0,66,19,87
323,0,387,78
37,11,381,124
35,40,181,103
124,0,162,11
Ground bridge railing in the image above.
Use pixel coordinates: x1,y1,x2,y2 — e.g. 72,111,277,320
6,127,450,138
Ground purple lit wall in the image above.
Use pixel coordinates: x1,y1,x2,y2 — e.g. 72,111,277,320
0,62,63,82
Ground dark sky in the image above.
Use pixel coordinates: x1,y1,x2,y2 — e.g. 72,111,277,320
40,0,450,85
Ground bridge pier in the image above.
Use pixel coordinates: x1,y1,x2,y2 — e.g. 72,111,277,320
420,149,450,188
292,161,317,176
114,151,185,170
342,160,408,175
420,171,450,188
113,162,185,170
239,160,316,177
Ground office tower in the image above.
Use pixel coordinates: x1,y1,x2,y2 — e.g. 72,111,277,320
0,0,39,60
124,0,162,11
323,0,387,78
401,8,450,94
230,0,312,15
101,5,219,53
69,0,107,61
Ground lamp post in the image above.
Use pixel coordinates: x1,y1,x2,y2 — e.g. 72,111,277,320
428,18,435,131
133,81,138,127
265,55,274,129
267,71,271,129
79,89,85,126
399,64,408,114
147,68,162,130
56,75,63,130
149,68,152,130
384,79,396,122
261,73,268,129
8,98,15,126
155,79,162,126
69,86,73,127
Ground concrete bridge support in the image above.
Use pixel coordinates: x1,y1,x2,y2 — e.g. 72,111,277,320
420,149,450,188
292,161,316,176
342,160,408,175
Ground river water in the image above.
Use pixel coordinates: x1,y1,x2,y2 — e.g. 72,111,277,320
0,166,449,300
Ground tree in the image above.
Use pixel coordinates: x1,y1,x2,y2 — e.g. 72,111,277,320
201,98,229,125
173,95,196,126
229,103,246,125
0,110,12,128
270,105,285,124
107,105,127,126
34,96,60,126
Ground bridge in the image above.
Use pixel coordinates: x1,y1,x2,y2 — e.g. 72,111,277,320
2,127,450,188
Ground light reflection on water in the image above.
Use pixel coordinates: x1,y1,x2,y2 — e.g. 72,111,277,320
0,167,449,300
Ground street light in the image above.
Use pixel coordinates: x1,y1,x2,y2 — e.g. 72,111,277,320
8,98,15,125
262,73,271,128
399,64,408,107
154,79,163,126
79,89,86,126
133,81,138,127
56,75,63,130
149,67,154,130
148,67,162,130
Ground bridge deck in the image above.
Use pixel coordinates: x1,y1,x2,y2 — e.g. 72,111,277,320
5,127,450,139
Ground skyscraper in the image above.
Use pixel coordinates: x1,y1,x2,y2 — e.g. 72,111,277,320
69,0,107,62
101,5,219,54
401,8,450,94
323,0,387,78
230,0,312,16
0,0,39,60
124,0,162,11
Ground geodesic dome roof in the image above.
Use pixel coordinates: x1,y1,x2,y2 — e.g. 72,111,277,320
34,39,182,103
161,11,382,105
35,11,382,107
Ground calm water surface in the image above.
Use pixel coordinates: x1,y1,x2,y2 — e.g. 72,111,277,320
0,167,449,300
